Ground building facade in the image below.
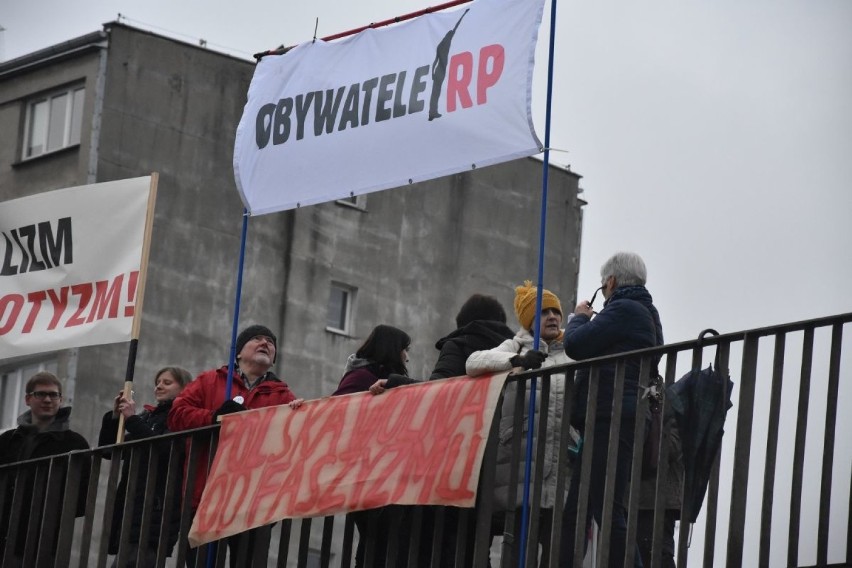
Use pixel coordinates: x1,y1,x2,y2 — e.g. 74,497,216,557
0,23,584,444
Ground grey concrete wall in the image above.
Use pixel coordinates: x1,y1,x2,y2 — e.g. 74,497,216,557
281,161,583,400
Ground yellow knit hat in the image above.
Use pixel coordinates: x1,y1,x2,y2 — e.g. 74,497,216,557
513,280,562,331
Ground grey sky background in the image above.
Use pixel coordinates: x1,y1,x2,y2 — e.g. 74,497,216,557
3,0,851,563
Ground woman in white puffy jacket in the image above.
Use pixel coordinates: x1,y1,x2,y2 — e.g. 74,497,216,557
466,281,575,566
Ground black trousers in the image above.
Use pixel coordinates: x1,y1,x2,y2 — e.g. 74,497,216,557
559,418,643,568
636,509,676,568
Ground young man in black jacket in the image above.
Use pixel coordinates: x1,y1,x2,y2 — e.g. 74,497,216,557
0,371,90,565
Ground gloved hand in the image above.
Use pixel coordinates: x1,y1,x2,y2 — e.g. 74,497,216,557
510,350,547,370
212,399,247,423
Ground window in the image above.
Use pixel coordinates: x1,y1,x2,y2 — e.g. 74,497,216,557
0,359,58,432
326,283,356,335
22,85,85,159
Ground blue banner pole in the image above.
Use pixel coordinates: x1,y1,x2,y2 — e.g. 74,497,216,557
225,208,249,400
206,208,248,567
519,0,559,565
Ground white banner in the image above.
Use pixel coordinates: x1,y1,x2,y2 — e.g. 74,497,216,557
0,178,152,359
234,0,544,216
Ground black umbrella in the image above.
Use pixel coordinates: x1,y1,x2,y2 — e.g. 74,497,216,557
666,363,734,523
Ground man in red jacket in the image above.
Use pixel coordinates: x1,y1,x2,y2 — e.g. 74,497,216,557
168,324,301,566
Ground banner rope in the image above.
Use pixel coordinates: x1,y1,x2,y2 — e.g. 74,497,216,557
253,0,474,60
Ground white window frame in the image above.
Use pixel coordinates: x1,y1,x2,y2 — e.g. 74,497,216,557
326,282,356,336
22,84,85,160
0,359,59,432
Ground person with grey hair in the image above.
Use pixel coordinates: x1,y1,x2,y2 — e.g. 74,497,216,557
600,250,648,286
559,252,664,568
169,324,301,568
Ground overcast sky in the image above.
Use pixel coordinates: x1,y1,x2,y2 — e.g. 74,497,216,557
3,0,851,563
4,0,850,341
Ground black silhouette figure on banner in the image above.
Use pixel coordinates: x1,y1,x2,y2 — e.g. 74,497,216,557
428,9,469,121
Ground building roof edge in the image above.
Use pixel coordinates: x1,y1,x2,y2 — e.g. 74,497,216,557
0,30,108,79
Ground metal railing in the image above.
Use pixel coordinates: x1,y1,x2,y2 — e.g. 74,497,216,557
1,312,849,567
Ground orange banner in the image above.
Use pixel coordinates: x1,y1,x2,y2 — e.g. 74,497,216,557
189,373,507,547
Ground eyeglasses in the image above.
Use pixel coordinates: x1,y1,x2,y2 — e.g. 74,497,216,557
589,286,604,309
28,391,61,400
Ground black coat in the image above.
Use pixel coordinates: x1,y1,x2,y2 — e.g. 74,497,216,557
429,320,515,380
0,407,90,558
0,410,89,466
98,401,183,554
563,285,664,426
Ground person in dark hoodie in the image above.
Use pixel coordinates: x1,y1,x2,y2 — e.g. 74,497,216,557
368,295,514,390
430,294,515,564
559,251,664,568
364,296,513,565
98,366,192,567
0,371,90,565
333,324,412,567
429,293,515,380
